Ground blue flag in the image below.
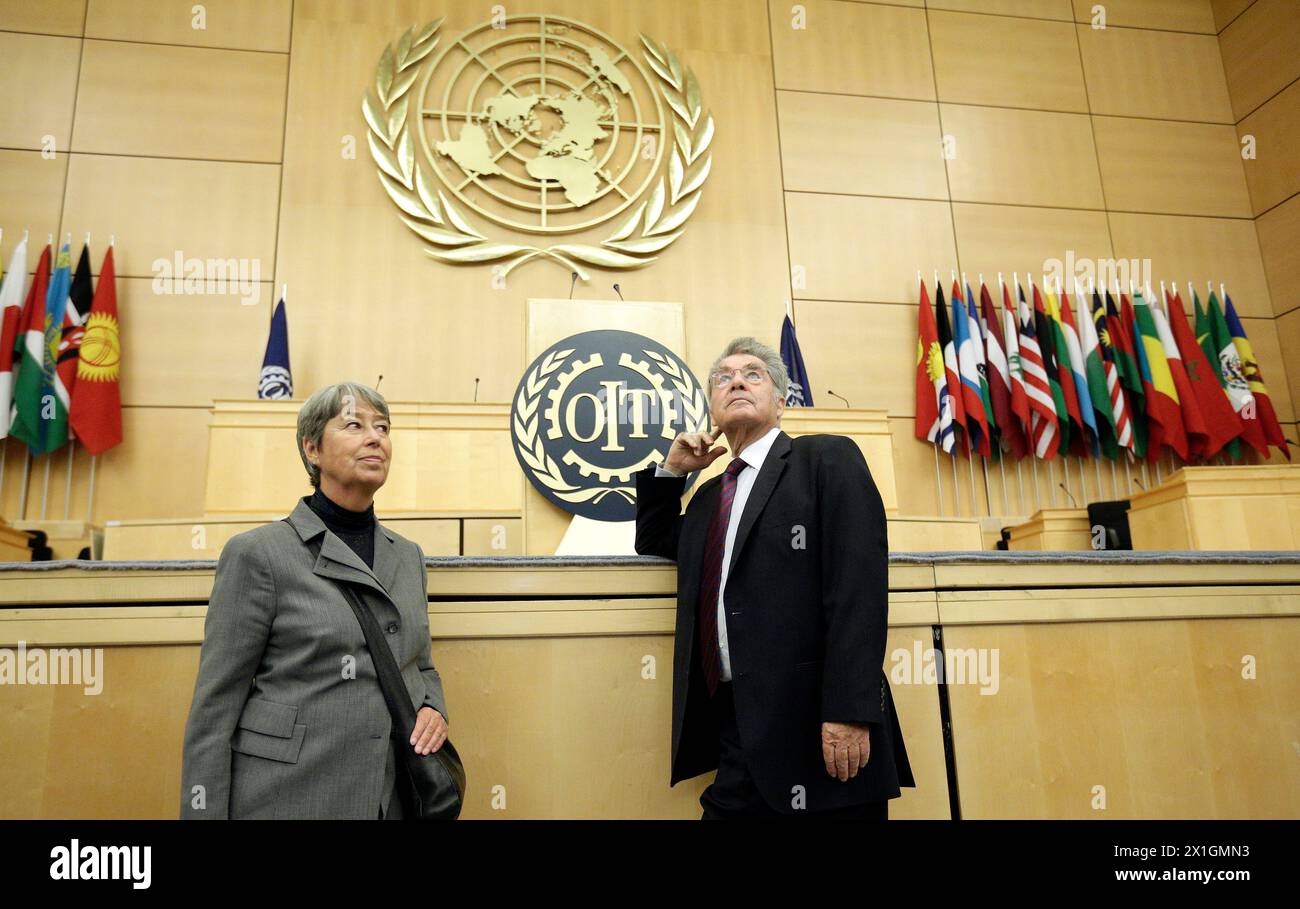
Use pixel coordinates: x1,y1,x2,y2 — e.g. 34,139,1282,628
258,298,293,399
780,315,813,406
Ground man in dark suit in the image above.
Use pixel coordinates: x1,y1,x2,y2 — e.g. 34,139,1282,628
635,337,913,818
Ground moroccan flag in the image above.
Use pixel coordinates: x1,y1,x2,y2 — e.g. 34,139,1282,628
952,281,989,456
1076,286,1118,459
1168,290,1239,459
0,234,28,438
1109,291,1147,458
1132,290,1187,461
1198,290,1266,458
1032,282,1070,453
1058,286,1099,455
1150,292,1208,458
69,247,123,455
1223,292,1289,460
780,314,814,407
935,282,965,453
1018,280,1059,459
915,279,954,452
982,281,1025,458
1092,289,1131,454
1002,281,1031,456
11,243,71,454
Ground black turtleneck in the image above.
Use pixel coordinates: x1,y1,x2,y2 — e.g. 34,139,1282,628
307,488,377,569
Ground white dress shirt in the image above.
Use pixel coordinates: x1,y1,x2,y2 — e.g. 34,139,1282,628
656,424,782,682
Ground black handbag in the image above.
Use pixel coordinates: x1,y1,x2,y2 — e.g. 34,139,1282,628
334,580,466,821
295,524,465,820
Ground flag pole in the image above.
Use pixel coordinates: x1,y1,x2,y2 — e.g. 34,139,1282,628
951,448,961,517
18,448,31,518
41,452,51,520
63,439,74,520
86,454,98,523
932,443,943,517
1047,457,1057,507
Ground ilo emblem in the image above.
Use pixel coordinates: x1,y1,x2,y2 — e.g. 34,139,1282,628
511,330,709,521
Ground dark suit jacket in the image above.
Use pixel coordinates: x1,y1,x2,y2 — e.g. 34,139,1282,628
635,430,914,813
179,498,446,819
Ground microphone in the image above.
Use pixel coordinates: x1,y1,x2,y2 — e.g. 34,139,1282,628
568,272,578,299
473,377,480,403
612,283,624,301
826,389,850,408
1058,484,1077,508
375,374,383,390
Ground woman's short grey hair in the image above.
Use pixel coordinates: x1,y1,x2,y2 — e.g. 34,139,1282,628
709,337,789,404
296,382,391,488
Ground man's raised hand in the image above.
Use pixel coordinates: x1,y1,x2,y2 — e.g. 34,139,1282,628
664,428,727,475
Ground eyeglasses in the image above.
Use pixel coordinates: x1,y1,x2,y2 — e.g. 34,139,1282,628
709,367,768,388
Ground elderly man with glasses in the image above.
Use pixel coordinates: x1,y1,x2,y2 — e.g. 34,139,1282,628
635,337,913,819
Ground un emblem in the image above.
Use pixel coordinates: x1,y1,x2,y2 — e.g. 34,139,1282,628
364,16,714,280
512,331,709,521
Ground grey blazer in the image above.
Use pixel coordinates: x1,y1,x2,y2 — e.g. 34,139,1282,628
179,497,447,819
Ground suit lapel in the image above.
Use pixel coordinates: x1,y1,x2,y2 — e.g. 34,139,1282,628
285,498,397,604
727,431,791,576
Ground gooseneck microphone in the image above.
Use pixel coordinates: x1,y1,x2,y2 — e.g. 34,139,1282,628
473,377,480,403
826,389,851,408
613,283,624,301
569,272,578,299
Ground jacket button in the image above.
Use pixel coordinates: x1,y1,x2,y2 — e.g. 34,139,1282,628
387,622,398,634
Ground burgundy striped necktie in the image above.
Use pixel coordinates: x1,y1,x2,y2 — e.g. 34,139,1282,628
697,457,748,696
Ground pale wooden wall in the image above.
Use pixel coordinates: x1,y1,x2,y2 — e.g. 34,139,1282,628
0,0,1293,527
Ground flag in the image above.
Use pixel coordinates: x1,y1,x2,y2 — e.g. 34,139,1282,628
1032,282,1069,453
8,244,50,448
1058,285,1099,455
1001,281,1031,457
1018,280,1059,459
1132,290,1188,461
0,234,28,437
915,280,954,453
1167,289,1239,459
69,247,123,455
1198,290,1265,458
1044,286,1085,456
1223,292,1289,460
780,314,814,407
56,245,92,436
952,281,990,456
1149,291,1208,458
258,297,293,399
935,282,966,452
1109,290,1147,458
11,242,72,454
982,281,1026,458
965,279,995,449
1091,289,1132,454
1076,286,1118,459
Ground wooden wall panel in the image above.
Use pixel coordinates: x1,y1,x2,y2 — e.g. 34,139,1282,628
1077,25,1232,123
928,0,1072,18
84,0,293,52
951,203,1114,291
115,279,273,407
1238,78,1300,216
0,0,85,35
1210,0,1254,33
1092,116,1252,217
1070,0,1216,33
794,300,917,415
1219,0,1300,120
0,151,69,260
929,11,1087,112
1277,309,1300,424
776,92,948,199
0,33,82,151
1106,212,1273,317
769,0,935,99
941,105,1104,208
785,193,957,304
71,40,288,161
1256,193,1300,317
59,154,280,279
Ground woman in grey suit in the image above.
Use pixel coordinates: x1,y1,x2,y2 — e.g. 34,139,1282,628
180,382,449,819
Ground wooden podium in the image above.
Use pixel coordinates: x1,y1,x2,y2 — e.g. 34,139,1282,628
1127,464,1300,550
